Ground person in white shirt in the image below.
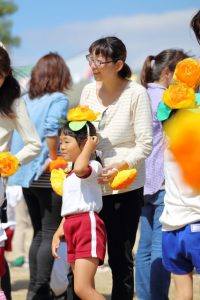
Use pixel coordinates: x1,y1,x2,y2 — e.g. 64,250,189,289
0,45,41,300
158,92,200,299
52,120,106,300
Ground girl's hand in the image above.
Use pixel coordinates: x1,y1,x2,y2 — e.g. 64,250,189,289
85,136,99,152
52,231,62,259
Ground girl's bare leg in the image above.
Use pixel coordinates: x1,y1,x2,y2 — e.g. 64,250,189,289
173,273,193,300
73,258,105,300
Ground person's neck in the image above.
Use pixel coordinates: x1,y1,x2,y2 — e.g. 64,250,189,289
154,78,168,88
97,78,128,107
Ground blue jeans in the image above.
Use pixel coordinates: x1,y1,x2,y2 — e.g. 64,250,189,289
135,190,170,300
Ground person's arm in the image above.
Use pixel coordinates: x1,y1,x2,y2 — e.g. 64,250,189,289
44,94,69,168
42,136,59,173
52,217,65,259
74,136,99,177
46,136,59,160
123,87,153,169
12,98,41,165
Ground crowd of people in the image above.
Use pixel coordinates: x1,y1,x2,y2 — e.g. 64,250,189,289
0,9,199,300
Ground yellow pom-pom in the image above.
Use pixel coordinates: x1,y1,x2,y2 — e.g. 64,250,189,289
68,105,100,122
110,169,137,190
163,83,196,109
173,58,200,88
50,169,67,196
0,152,19,177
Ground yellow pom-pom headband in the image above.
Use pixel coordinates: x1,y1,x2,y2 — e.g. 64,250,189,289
60,105,100,132
157,58,200,121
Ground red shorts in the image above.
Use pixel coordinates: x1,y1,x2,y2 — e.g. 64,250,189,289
63,212,106,265
5,228,14,251
0,247,6,277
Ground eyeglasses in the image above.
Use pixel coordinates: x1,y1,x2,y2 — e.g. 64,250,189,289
86,54,114,68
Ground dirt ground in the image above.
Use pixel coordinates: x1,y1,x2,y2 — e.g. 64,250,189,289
6,227,200,300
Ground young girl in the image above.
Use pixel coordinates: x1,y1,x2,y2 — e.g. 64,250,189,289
52,120,106,300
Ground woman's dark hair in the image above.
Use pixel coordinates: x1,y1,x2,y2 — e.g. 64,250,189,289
59,121,97,145
29,52,72,99
140,49,189,88
89,36,132,79
191,10,200,45
0,47,20,117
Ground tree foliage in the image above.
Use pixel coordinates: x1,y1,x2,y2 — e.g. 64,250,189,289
0,1,20,47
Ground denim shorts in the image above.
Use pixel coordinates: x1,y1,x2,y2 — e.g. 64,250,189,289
162,222,200,274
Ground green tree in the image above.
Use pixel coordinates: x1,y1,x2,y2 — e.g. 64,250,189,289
0,1,20,47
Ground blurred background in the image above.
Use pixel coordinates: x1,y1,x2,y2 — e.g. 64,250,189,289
0,0,199,106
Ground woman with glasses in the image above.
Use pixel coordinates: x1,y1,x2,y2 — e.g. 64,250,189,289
78,36,152,300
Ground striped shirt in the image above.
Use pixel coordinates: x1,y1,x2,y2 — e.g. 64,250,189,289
30,172,51,188
80,81,153,196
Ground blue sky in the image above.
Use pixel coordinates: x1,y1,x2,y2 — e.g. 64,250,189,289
10,0,200,73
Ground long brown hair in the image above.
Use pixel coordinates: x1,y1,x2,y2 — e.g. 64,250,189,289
0,47,20,117
29,52,72,99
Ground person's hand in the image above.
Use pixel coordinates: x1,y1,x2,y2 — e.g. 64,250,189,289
84,136,99,153
98,161,129,184
98,164,119,184
52,231,62,259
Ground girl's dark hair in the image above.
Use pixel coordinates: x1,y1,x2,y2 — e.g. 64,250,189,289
59,121,97,145
29,52,72,99
59,121,102,165
191,10,200,45
140,49,189,88
89,36,132,79
0,47,20,117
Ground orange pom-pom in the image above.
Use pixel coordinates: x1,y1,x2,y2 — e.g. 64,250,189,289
49,156,68,172
110,169,137,190
173,58,200,88
50,169,67,196
165,109,200,191
163,83,196,109
0,152,19,177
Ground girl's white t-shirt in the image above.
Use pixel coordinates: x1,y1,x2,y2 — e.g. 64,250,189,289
61,160,103,217
160,148,200,231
